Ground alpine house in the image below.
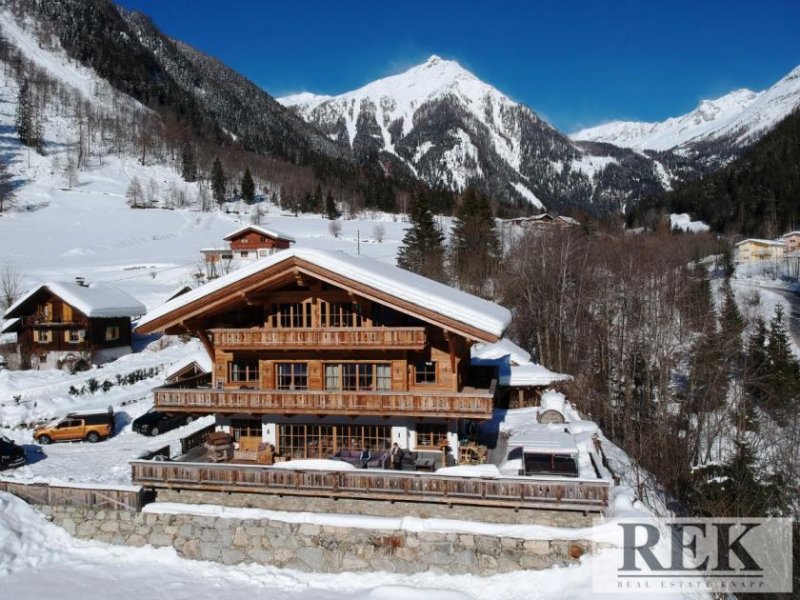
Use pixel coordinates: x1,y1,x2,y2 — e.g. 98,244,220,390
136,248,512,465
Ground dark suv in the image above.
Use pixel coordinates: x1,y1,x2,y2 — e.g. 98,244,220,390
132,409,190,436
0,436,26,469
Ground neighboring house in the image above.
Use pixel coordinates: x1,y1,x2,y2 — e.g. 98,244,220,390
201,225,295,279
781,231,800,253
734,238,786,263
136,247,513,464
164,351,212,385
2,279,145,370
504,213,581,230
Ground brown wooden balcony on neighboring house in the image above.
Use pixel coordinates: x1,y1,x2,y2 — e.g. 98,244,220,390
153,383,495,419
210,327,427,351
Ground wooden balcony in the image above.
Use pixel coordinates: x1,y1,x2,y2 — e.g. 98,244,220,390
153,385,495,419
130,460,610,512
210,327,427,351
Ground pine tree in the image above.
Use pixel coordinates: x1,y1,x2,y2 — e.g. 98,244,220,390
181,140,197,182
397,187,445,281
765,305,800,411
0,160,14,214
15,79,41,151
719,284,744,351
745,316,769,406
241,167,255,203
211,157,225,205
450,187,500,294
324,191,340,220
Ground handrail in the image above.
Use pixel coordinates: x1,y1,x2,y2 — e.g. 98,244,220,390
130,460,610,512
210,326,427,350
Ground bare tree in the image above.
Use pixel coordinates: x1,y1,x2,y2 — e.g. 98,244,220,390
0,161,14,213
373,223,385,243
0,261,22,311
126,176,145,208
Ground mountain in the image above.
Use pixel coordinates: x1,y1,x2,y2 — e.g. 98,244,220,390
572,65,800,162
280,56,702,214
15,0,350,169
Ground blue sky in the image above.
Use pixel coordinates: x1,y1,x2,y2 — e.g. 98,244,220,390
117,0,800,132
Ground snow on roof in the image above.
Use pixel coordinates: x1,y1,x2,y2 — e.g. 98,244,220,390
781,231,800,238
508,429,579,455
164,351,213,380
4,281,146,319
735,238,786,247
540,390,566,414
0,317,20,334
164,285,192,303
223,224,295,243
471,338,571,386
138,248,511,339
471,338,531,364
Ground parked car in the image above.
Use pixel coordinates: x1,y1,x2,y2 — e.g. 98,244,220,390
132,409,190,436
0,436,25,469
34,409,114,445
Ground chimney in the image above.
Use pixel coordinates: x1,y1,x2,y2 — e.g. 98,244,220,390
75,276,87,287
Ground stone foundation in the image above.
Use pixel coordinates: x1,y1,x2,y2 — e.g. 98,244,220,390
43,504,595,574
155,489,595,527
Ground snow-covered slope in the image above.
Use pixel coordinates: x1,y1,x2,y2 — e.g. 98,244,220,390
572,64,800,154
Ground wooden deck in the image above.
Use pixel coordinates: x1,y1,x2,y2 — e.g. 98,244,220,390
153,386,495,419
211,327,427,351
130,460,610,512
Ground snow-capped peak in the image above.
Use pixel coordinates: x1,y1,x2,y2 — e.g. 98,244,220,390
279,91,331,107
572,63,800,153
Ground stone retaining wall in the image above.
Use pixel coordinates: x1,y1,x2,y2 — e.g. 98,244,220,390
155,489,595,527
43,504,593,574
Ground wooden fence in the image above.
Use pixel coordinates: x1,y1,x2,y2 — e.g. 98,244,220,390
0,480,145,510
180,423,216,455
131,460,609,512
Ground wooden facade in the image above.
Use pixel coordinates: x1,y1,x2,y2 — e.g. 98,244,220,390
9,290,133,366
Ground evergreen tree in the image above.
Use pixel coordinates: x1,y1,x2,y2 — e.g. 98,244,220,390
324,191,340,220
15,79,41,152
450,187,500,294
180,140,197,182
211,157,225,205
765,305,800,411
719,284,745,352
397,187,445,281
745,316,769,406
0,161,14,214
241,167,255,203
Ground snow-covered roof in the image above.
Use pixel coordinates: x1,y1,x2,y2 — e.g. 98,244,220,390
508,430,579,455
0,317,20,334
164,285,193,303
539,390,566,414
164,351,213,380
223,224,295,243
735,238,786,247
471,339,571,386
4,281,146,319
781,231,800,238
471,339,531,364
138,248,511,339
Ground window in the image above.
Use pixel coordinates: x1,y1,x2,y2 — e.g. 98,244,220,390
34,329,52,344
278,424,390,459
321,302,363,327
62,304,73,322
415,361,437,384
229,360,259,382
239,251,249,258
57,419,81,429
276,362,308,390
416,423,448,448
324,363,391,391
231,419,261,442
104,326,120,341
41,303,53,322
65,330,84,344
270,303,311,328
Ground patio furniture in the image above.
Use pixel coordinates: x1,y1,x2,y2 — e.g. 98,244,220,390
331,449,388,469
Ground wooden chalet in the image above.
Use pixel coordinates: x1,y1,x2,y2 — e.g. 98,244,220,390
137,248,509,464
505,213,581,229
3,279,145,369
201,225,295,279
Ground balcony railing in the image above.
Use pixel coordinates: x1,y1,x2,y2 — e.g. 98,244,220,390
130,460,610,512
153,385,495,419
210,327,427,350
